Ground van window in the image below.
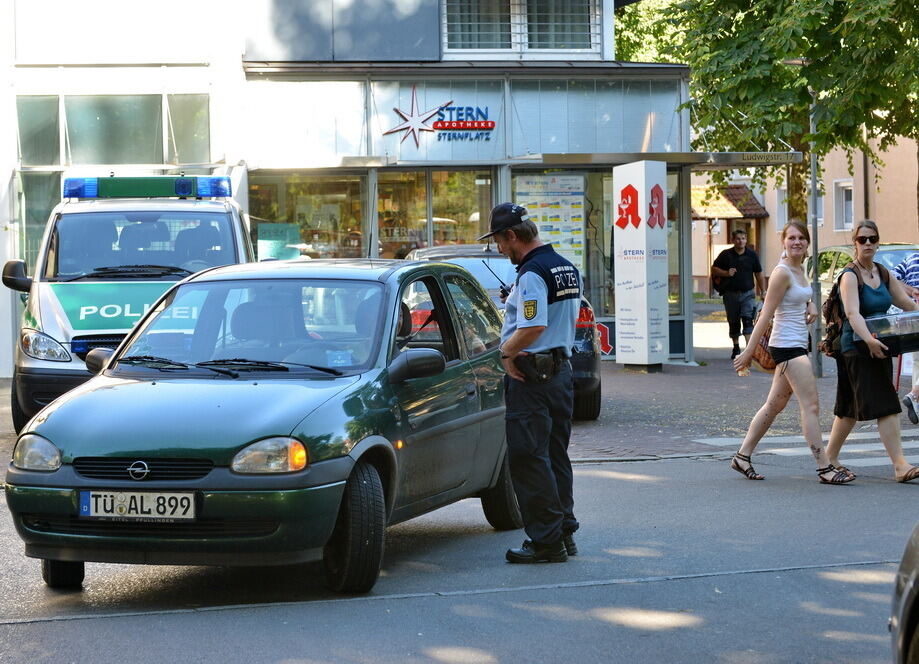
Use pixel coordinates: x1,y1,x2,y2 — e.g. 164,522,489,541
44,210,237,279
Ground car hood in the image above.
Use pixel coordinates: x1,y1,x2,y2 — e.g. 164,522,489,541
29,374,360,462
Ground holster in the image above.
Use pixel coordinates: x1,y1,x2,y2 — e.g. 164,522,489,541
513,349,564,384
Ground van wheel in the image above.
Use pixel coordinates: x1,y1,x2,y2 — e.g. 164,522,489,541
41,559,84,589
480,452,523,530
11,376,29,433
573,384,601,421
323,461,385,593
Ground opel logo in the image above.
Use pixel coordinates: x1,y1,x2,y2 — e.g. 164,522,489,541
127,460,150,481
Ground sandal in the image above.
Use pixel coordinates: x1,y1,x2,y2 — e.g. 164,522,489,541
817,465,855,485
896,466,919,483
731,452,764,480
834,465,856,479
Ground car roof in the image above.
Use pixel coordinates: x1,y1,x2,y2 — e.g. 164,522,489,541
55,198,234,215
409,244,503,259
189,258,449,283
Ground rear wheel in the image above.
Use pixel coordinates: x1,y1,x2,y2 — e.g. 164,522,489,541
480,452,523,530
11,376,29,433
41,559,84,589
573,383,601,421
323,460,386,593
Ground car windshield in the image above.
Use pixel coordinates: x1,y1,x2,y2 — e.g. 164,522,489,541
877,249,918,271
118,278,384,373
44,210,237,280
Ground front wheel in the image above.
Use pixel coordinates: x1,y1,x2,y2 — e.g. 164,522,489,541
41,559,84,589
323,460,386,593
573,383,601,421
480,452,523,530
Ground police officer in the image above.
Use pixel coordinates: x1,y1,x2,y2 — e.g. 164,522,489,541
479,203,581,564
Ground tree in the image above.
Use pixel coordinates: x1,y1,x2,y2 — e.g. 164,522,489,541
615,0,919,223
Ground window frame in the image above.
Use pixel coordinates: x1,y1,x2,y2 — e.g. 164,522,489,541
442,0,601,60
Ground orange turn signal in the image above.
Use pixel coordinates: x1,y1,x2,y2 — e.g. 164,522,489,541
290,441,308,470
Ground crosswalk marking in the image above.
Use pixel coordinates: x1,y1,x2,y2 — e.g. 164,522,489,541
834,455,919,468
693,429,919,447
764,441,919,457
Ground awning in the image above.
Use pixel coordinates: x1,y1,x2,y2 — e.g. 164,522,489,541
534,152,802,170
691,184,768,220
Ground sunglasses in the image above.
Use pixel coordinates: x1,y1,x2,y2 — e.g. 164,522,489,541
855,235,879,245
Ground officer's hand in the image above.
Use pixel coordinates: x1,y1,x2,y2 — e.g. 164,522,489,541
728,268,737,277
502,354,526,381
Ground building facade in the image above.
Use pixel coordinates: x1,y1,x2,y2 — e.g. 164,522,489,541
1,0,709,377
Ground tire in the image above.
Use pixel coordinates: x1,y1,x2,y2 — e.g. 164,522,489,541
41,559,84,589
323,460,386,593
573,384,601,421
908,620,919,664
11,376,29,434
480,452,523,531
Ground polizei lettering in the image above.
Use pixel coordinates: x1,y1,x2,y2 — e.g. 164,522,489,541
79,304,198,320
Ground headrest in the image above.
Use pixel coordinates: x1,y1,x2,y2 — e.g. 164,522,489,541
230,302,268,342
398,302,412,338
355,293,382,337
119,222,168,251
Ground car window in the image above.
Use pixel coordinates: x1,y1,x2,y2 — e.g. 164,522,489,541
817,251,838,282
877,249,918,272
395,278,459,362
121,278,383,371
444,274,503,357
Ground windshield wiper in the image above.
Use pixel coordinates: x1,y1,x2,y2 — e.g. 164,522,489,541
59,265,193,281
197,358,343,376
120,355,237,377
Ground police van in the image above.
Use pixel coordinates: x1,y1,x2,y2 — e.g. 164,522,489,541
2,176,254,432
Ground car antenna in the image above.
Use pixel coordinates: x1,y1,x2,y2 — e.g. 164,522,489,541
367,213,374,261
481,259,511,299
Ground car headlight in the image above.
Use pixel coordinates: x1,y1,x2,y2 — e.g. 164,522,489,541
12,434,61,471
20,329,71,362
231,437,308,474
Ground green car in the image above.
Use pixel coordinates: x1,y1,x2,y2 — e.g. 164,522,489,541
4,259,520,593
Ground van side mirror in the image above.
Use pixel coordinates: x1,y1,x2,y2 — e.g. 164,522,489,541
2,260,32,293
85,348,115,374
387,348,446,384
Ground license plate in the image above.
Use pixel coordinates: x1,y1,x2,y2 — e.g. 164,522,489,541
79,491,195,521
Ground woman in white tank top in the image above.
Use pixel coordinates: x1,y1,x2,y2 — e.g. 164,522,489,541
730,220,854,484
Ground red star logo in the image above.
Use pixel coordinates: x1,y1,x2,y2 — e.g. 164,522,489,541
384,85,452,148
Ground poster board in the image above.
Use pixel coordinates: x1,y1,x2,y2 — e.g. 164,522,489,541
515,174,586,272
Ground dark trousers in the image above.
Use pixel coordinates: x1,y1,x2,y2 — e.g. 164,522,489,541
504,362,578,545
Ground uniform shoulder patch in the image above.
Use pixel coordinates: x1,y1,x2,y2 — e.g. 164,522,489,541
523,299,537,320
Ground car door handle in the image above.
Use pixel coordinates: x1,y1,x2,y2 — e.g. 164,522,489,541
465,383,477,397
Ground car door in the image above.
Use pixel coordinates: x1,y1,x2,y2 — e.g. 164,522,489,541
390,275,479,505
442,272,506,489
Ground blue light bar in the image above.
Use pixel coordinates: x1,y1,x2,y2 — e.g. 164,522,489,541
196,177,232,198
62,176,232,199
63,178,99,198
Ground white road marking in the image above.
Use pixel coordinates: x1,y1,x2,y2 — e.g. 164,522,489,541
693,429,919,447
764,442,919,457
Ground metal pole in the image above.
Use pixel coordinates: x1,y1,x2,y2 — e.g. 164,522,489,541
809,91,822,377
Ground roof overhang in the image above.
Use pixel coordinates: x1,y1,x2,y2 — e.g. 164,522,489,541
532,152,803,170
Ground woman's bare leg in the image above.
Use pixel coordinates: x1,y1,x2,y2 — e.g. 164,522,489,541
877,413,917,478
826,416,856,467
780,356,831,468
737,369,793,461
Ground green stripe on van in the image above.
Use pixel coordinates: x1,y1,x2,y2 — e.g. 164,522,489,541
49,282,173,331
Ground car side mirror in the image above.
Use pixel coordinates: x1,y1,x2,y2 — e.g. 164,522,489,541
387,348,446,384
2,260,32,293
85,348,115,374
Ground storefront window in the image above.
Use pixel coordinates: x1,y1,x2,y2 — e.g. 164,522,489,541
17,96,59,166
248,174,366,259
378,171,427,258
432,170,493,245
65,95,164,164
166,94,210,164
513,168,683,319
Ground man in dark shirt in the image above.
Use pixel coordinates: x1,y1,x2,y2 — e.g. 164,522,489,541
711,229,766,358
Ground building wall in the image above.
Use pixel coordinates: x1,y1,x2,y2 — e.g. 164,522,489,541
1,0,17,377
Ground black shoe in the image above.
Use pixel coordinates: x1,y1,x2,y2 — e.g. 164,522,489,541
523,534,578,556
731,346,741,359
506,539,568,564
904,394,919,425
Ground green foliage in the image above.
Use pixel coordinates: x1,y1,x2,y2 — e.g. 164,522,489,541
616,0,919,219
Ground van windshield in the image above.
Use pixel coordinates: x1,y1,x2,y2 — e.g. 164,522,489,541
44,210,237,280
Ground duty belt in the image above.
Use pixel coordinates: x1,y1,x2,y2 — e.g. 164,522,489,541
513,348,568,384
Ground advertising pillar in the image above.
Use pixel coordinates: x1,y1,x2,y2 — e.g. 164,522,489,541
613,161,669,369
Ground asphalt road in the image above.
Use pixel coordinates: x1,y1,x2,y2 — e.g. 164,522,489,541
0,452,915,663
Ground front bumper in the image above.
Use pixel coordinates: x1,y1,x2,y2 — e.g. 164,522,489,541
4,459,351,566
15,366,92,420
